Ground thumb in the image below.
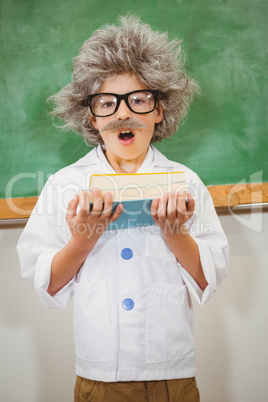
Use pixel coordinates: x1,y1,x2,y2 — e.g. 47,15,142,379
66,194,79,222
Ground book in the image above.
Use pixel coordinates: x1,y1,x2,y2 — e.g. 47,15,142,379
88,171,186,230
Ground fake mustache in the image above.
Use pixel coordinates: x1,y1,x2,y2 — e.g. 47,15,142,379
99,118,148,133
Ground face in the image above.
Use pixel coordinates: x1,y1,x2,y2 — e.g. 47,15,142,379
90,74,163,173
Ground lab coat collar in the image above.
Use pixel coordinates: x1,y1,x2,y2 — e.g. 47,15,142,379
151,145,177,169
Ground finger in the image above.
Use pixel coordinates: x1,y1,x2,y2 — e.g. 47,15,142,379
91,188,104,215
157,194,168,220
186,193,195,213
151,198,160,217
79,191,91,216
110,203,124,222
177,191,187,215
167,192,177,219
101,192,113,218
66,194,79,221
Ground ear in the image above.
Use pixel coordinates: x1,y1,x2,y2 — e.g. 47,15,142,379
90,115,99,130
155,103,164,124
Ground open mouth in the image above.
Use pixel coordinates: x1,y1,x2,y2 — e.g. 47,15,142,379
119,130,135,141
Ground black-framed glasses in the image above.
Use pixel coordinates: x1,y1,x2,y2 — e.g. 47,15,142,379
86,90,159,117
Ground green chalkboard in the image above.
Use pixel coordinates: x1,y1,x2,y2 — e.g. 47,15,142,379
1,0,267,199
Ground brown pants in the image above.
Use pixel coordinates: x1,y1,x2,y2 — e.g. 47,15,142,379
74,376,200,402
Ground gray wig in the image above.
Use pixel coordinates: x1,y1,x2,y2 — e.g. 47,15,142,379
49,15,199,145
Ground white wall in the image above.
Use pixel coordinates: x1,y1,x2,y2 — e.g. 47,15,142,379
0,209,268,402
0,226,75,402
194,208,268,402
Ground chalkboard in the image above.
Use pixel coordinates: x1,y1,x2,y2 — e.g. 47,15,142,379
1,0,267,203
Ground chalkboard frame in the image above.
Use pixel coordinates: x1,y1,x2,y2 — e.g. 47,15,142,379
1,183,268,220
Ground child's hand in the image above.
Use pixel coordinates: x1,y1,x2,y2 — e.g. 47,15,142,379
151,192,195,234
66,189,123,244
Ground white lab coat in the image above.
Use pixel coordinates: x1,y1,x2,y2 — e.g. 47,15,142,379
17,145,228,382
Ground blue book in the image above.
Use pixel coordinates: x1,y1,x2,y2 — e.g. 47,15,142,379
89,172,186,230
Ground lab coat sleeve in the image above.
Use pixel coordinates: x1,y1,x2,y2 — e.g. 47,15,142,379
17,176,74,309
179,177,229,305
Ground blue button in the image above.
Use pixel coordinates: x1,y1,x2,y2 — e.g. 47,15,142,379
121,248,133,260
122,298,134,310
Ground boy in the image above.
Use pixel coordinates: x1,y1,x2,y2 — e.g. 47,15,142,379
17,16,228,402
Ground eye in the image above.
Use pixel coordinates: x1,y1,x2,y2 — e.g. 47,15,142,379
93,95,117,109
131,95,147,105
133,96,144,104
101,100,116,108
130,94,147,106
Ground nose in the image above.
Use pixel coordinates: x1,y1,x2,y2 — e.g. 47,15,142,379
115,99,132,120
